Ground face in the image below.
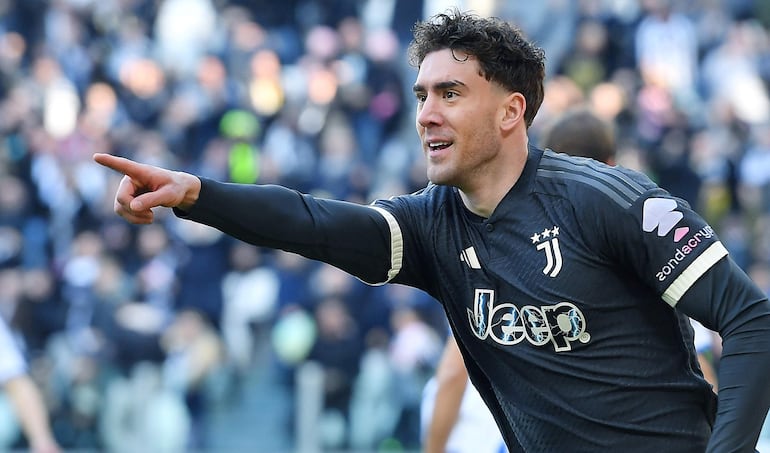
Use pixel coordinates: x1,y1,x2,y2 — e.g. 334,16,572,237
413,48,509,190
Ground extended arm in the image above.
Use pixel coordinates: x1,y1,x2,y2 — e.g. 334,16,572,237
93,153,397,284
424,336,469,453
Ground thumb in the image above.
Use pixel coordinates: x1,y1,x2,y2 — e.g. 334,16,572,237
130,185,177,211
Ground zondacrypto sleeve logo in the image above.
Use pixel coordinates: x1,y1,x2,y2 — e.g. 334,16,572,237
642,198,687,238
641,197,718,282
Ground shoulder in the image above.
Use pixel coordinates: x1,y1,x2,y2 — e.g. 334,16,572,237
535,149,659,211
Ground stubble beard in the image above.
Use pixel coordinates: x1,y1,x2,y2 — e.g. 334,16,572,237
429,125,501,191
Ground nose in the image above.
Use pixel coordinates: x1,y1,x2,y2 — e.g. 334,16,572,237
416,95,442,128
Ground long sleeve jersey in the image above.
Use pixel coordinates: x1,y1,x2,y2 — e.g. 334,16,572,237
177,147,770,452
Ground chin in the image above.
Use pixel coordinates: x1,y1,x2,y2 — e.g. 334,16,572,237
426,174,453,187
426,171,442,185
427,165,459,187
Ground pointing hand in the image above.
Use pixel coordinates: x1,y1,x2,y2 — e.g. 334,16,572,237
93,153,201,224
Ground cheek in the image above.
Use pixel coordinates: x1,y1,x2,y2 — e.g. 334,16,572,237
463,112,498,146
464,121,502,162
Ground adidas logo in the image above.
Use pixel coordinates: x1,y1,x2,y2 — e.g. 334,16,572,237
460,246,481,269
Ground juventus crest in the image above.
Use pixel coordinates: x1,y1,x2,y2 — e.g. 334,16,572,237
531,226,562,278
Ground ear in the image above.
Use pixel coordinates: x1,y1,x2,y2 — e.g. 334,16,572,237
501,92,526,132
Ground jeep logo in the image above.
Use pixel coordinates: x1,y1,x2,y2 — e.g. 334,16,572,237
467,289,591,352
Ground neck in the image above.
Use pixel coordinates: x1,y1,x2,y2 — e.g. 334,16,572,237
459,141,529,218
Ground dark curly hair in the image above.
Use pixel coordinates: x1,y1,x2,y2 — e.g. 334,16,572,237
408,9,546,128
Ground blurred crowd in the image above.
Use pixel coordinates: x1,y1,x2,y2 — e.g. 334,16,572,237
1,0,770,451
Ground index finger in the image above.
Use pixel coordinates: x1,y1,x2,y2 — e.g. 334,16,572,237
93,153,148,178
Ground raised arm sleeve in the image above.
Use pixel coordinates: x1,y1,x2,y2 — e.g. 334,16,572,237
175,178,399,285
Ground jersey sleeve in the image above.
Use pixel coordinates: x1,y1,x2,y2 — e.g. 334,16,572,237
176,178,401,285
679,257,770,452
372,189,442,296
583,182,766,329
582,180,770,452
580,184,725,305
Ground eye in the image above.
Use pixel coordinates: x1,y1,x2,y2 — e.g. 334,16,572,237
415,93,427,103
444,91,457,99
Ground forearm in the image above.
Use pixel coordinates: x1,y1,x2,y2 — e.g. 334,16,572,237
5,376,59,453
177,178,394,284
424,377,466,453
425,338,470,453
707,312,770,452
677,258,770,452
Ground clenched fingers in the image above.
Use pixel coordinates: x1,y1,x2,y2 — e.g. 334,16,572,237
114,175,155,224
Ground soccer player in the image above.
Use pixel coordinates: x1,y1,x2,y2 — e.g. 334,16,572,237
422,107,617,453
94,9,770,452
0,316,60,453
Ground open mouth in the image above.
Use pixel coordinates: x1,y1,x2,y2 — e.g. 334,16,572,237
428,141,452,151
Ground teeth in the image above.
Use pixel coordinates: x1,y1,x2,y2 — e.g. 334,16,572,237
429,142,450,148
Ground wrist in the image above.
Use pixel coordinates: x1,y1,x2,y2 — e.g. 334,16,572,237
177,173,201,212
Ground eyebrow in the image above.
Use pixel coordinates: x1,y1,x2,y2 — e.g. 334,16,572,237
412,80,467,93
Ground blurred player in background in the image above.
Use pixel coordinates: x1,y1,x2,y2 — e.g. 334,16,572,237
0,316,60,453
421,335,507,453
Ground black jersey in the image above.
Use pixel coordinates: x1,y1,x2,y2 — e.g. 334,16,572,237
179,147,770,452
375,147,723,451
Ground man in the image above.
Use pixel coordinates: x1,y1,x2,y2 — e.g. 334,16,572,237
423,107,617,453
0,316,60,453
424,107,725,452
94,9,770,452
